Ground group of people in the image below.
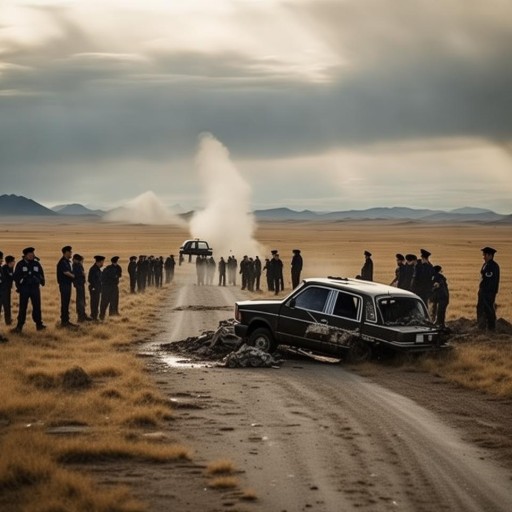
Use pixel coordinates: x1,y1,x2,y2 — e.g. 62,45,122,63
359,247,500,331
194,249,303,295
0,246,177,341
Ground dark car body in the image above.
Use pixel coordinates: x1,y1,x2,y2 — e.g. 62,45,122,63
234,277,445,359
179,239,213,263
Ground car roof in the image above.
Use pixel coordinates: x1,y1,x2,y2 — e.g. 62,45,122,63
302,277,420,299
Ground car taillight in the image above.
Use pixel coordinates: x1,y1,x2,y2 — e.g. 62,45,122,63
235,304,241,322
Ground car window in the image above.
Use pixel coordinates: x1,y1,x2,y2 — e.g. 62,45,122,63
294,287,330,313
378,297,429,326
197,242,208,250
332,292,360,320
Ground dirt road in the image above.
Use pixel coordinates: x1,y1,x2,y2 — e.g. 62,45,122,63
144,272,512,511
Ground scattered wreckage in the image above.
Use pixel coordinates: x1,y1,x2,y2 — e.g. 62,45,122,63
234,277,449,362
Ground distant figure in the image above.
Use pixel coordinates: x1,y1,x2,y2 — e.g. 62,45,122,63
412,249,434,305
254,256,262,291
218,257,226,286
247,258,255,291
390,253,405,288
206,257,216,285
477,247,500,331
88,255,105,321
431,265,449,328
128,256,137,293
154,256,164,287
72,253,90,322
196,256,206,286
291,249,303,289
164,255,176,284
57,245,76,328
148,256,155,287
12,247,46,333
263,258,274,292
137,255,146,293
240,255,249,290
0,255,15,325
100,256,121,320
402,254,417,291
269,250,283,295
361,251,373,281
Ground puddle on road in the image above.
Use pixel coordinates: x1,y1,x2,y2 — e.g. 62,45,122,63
161,354,212,369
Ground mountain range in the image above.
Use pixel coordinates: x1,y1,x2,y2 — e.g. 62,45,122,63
0,194,510,223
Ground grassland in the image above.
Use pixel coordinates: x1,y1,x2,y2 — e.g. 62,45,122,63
0,218,511,510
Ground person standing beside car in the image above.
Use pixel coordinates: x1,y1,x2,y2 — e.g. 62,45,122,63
361,250,373,281
291,249,303,289
431,265,449,329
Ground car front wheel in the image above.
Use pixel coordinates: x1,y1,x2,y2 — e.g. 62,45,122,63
248,328,277,353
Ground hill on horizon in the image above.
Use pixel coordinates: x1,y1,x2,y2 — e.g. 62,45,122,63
0,194,57,216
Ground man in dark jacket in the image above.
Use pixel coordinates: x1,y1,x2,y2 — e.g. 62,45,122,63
1,255,15,325
154,256,164,287
254,256,262,291
361,250,373,281
477,247,500,331
88,255,104,321
72,254,90,322
57,245,76,328
402,254,417,291
136,255,146,293
218,257,226,286
269,251,283,295
390,253,406,288
263,258,274,292
100,256,121,320
12,247,46,333
412,249,434,305
164,255,176,284
431,265,449,328
239,255,249,290
291,249,303,289
128,256,137,293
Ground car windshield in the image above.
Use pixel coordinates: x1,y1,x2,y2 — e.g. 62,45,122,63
377,297,431,326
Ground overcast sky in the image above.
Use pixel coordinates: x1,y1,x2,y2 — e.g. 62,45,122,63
1,0,511,212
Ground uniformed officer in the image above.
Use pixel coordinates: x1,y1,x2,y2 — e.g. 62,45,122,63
1,255,15,325
218,257,226,286
254,255,262,291
88,255,104,321
477,247,500,331
412,249,434,305
72,254,90,322
402,254,417,291
291,249,303,288
136,255,146,293
361,250,373,281
390,253,406,288
239,256,249,290
128,256,137,293
263,258,274,291
57,245,76,328
431,265,449,328
12,247,46,333
154,256,164,287
164,255,176,284
269,251,283,295
100,256,121,320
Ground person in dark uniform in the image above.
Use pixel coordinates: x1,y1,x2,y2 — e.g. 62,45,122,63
247,258,255,291
431,265,449,328
230,256,238,286
263,258,274,291
269,251,283,295
477,247,500,331
390,253,405,288
136,255,146,293
12,247,46,333
239,256,249,290
164,255,176,284
196,256,206,286
100,256,121,320
291,249,303,289
88,255,104,321
361,250,373,281
72,253,90,322
218,257,226,286
128,256,137,293
206,257,216,286
148,256,155,287
412,249,434,305
155,256,164,287
57,245,76,328
1,255,15,325
254,255,262,291
402,254,417,291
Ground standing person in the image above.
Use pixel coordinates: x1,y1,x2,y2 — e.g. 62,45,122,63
164,255,176,284
128,256,137,293
412,249,434,305
402,254,417,291
477,247,500,331
206,257,216,285
431,265,449,328
239,256,249,290
254,256,262,291
269,251,283,295
154,256,164,288
263,258,274,292
1,255,15,325
231,256,238,286
148,256,155,287
100,256,121,320
218,257,226,286
390,254,406,288
72,254,90,322
0,254,7,339
196,256,206,286
57,245,76,328
291,249,303,289
361,250,373,281
88,255,104,321
12,247,46,333
247,258,255,291
137,256,146,293
142,256,150,289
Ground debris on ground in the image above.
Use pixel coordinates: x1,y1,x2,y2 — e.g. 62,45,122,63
160,320,283,368
447,317,512,339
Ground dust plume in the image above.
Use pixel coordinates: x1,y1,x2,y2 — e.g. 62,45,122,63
104,191,187,226
190,133,262,258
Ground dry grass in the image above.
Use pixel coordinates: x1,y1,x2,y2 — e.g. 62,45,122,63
240,488,258,501
207,476,239,489
206,459,236,475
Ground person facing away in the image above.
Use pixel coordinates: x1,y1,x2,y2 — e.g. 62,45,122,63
12,247,46,333
1,255,15,326
269,250,283,295
431,265,449,328
218,257,226,286
263,258,274,292
402,254,417,291
291,249,303,289
390,253,405,288
361,250,373,281
412,249,434,305
477,246,500,331
164,255,176,284
88,255,105,321
100,256,121,320
136,255,146,293
57,245,76,328
240,255,249,290
254,255,262,291
72,253,91,322
128,256,137,293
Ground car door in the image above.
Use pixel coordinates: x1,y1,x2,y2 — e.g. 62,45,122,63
277,286,333,350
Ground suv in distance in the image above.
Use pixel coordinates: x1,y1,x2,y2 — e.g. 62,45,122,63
234,277,446,361
179,239,213,264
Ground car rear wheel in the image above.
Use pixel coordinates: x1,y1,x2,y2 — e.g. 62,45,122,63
345,339,372,363
248,328,277,353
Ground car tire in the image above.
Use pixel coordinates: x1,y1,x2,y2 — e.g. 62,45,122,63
345,339,372,363
248,328,277,353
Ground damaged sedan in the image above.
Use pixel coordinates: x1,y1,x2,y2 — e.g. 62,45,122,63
234,277,447,361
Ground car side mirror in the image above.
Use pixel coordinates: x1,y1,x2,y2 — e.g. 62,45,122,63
288,298,296,309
